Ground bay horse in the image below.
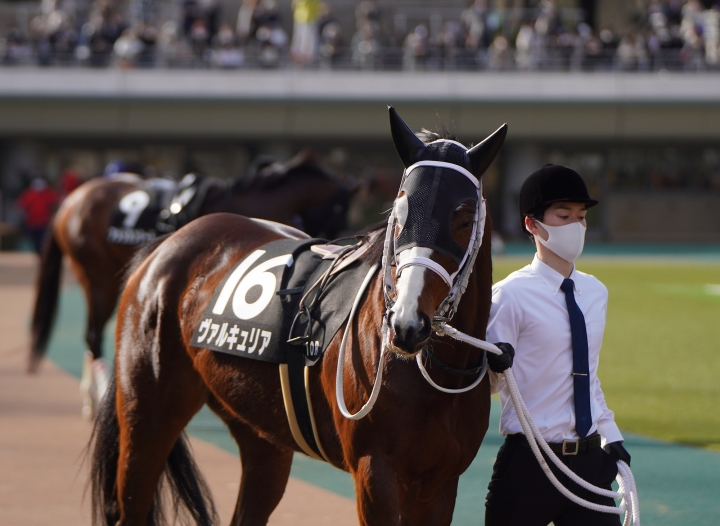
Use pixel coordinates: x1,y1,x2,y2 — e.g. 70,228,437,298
28,150,355,416
90,108,507,525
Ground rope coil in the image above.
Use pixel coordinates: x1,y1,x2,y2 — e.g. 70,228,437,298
436,323,641,525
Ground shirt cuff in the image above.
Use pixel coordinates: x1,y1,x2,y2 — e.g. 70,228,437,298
597,421,624,446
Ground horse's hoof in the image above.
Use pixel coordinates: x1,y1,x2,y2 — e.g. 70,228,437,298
80,351,110,419
92,358,110,402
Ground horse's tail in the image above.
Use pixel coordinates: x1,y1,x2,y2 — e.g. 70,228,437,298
29,225,63,372
90,372,122,525
90,373,218,526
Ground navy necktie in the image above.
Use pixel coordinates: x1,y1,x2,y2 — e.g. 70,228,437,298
560,278,592,439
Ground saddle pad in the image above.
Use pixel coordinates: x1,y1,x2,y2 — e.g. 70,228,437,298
108,176,209,244
108,180,176,244
155,174,214,234
190,238,373,366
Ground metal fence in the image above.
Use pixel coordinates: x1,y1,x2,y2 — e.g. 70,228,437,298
1,44,715,73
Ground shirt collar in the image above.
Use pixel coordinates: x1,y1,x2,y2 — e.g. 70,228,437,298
530,254,582,295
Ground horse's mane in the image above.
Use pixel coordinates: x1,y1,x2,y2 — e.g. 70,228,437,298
416,126,459,144
355,220,388,264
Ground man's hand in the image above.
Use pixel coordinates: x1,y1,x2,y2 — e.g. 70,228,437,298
603,441,631,466
487,342,515,373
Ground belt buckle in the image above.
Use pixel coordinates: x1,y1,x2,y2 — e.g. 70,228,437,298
562,440,579,455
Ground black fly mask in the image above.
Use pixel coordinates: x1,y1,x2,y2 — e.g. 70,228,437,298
383,107,508,321
394,145,480,264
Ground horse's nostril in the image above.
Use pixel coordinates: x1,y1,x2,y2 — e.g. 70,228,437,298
391,312,432,354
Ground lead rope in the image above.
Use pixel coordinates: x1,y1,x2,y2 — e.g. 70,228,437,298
434,323,641,526
335,263,383,420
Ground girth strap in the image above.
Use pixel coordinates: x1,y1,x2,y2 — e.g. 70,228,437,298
279,350,331,463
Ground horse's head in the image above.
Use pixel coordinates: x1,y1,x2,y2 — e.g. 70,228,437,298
384,107,507,357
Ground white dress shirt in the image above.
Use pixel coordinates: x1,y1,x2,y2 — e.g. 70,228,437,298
487,254,623,445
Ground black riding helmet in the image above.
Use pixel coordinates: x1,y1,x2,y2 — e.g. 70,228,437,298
518,164,598,235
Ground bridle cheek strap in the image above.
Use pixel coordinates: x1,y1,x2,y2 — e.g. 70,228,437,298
396,256,453,289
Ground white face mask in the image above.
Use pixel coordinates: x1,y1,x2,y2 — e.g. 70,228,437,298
535,221,586,262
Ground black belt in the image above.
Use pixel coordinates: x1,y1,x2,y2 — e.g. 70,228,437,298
508,433,602,456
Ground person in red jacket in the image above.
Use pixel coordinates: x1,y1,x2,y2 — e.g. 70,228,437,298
15,177,61,253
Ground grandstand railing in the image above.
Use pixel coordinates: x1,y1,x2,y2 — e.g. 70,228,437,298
1,46,716,73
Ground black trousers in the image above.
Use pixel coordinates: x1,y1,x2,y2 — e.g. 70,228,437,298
485,435,621,526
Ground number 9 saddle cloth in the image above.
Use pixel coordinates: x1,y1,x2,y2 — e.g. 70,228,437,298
108,174,212,244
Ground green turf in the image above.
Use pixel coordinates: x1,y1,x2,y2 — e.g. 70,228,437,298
492,256,720,453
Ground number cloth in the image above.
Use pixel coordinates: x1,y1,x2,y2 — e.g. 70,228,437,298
190,238,373,366
560,278,592,439
108,176,208,244
486,255,622,444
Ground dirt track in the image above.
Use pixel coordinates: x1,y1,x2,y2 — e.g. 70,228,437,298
0,252,356,525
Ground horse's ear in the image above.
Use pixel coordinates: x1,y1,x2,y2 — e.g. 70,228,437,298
389,106,426,168
466,124,508,177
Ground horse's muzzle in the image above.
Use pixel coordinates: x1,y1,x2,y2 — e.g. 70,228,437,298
389,311,431,357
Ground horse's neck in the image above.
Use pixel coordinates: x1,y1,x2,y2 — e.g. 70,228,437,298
199,183,234,215
355,269,386,349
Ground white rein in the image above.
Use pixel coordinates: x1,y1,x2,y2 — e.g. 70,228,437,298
335,263,383,420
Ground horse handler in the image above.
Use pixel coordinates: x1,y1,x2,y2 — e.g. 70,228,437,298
484,164,631,526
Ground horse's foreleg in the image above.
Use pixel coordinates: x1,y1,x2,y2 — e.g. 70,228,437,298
78,265,119,417
399,477,459,526
225,419,294,526
83,270,119,361
354,455,402,526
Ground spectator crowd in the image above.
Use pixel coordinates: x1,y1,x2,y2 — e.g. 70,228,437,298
1,0,720,71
